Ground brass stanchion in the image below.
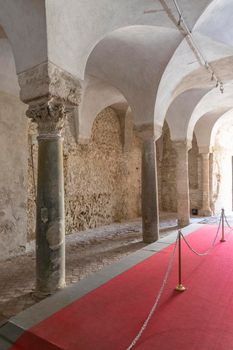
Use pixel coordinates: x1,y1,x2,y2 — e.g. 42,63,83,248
220,208,226,242
175,230,186,292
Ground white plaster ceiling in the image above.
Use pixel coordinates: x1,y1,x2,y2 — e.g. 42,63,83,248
154,35,233,129
0,0,47,74
79,76,126,142
46,0,212,79
0,25,6,38
211,108,233,149
86,25,181,126
194,0,233,47
0,0,212,77
165,89,208,141
187,83,233,141
194,110,230,151
1,0,233,141
165,82,233,144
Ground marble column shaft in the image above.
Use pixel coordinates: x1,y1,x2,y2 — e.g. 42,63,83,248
200,152,212,216
27,98,66,296
173,140,191,228
141,137,159,243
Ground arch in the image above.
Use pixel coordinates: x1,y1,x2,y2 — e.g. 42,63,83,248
45,0,213,79
210,108,233,148
85,25,182,129
0,1,47,74
78,76,127,143
165,88,208,141
187,82,233,141
164,80,233,146
194,0,233,47
0,37,19,96
194,110,230,152
154,42,233,128
154,0,233,128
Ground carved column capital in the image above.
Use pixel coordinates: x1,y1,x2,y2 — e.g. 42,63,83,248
198,146,212,155
173,139,192,153
134,122,162,142
26,97,72,137
18,61,82,138
18,61,82,105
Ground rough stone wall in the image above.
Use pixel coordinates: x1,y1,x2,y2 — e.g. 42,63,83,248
64,107,141,233
157,123,202,213
189,135,202,211
0,92,28,260
157,122,177,212
27,107,142,239
26,106,207,252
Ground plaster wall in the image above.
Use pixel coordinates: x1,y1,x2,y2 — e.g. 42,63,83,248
0,92,28,260
212,120,233,214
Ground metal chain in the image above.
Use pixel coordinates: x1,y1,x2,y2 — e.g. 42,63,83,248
126,233,179,350
180,216,221,256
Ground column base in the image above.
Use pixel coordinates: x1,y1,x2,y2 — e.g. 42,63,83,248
199,208,212,217
177,218,190,228
35,281,66,300
143,235,159,244
142,225,159,243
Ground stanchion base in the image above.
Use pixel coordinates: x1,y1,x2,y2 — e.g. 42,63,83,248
220,239,226,242
175,284,186,292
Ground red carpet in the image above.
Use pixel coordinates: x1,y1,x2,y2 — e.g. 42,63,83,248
10,225,233,350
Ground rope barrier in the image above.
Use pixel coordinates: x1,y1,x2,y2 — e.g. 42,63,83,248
181,217,221,257
126,209,231,349
175,230,186,292
126,232,179,350
220,208,226,242
223,211,233,233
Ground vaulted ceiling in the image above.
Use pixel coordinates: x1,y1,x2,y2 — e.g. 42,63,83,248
0,0,233,144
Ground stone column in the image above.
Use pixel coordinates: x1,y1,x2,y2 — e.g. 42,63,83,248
27,98,67,296
18,62,81,296
199,149,212,216
141,137,159,243
173,140,191,227
137,124,162,243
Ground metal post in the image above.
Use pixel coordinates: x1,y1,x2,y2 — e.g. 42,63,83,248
175,230,186,292
220,208,226,242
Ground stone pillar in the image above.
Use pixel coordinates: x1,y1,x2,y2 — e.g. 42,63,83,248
27,98,67,296
173,140,191,228
141,137,159,243
199,150,212,216
136,123,162,243
18,62,81,296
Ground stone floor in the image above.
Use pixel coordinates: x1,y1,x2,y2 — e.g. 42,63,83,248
0,212,216,325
